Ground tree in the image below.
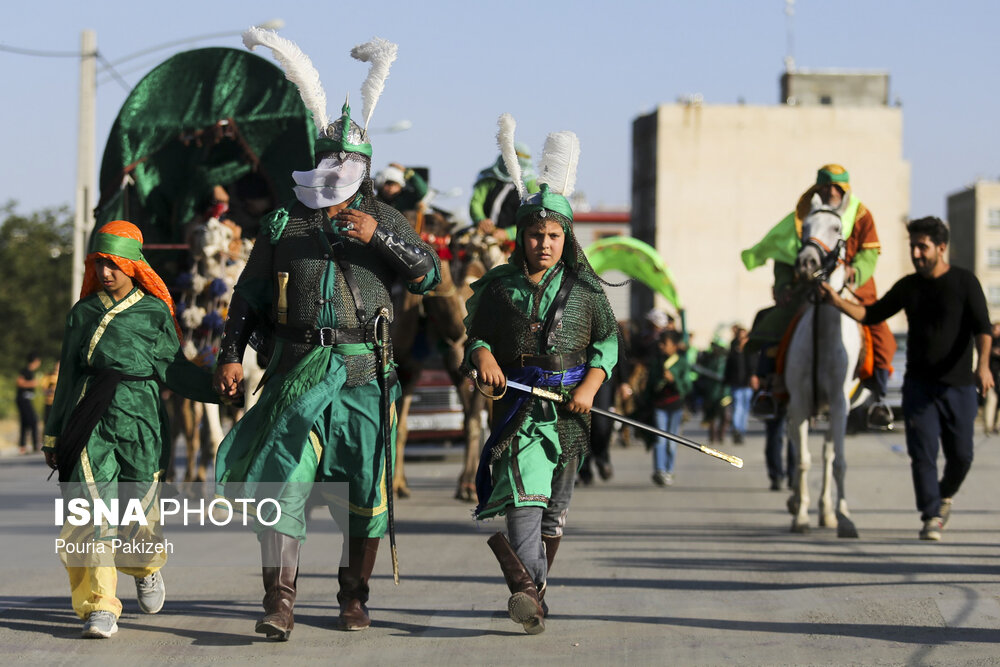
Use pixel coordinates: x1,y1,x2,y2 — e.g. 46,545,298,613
0,201,74,377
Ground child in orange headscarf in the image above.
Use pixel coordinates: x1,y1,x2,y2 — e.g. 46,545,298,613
43,220,217,639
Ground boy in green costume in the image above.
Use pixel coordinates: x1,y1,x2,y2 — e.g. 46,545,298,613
44,220,217,639
466,116,619,634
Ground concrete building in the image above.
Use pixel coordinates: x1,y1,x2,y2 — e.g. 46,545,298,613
946,180,1000,320
631,71,911,341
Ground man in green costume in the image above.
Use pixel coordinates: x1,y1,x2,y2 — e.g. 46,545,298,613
469,143,540,243
213,97,440,639
466,121,618,634
44,220,217,639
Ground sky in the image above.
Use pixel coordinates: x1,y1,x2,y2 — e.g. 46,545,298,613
2,0,998,223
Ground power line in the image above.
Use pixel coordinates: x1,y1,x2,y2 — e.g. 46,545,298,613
0,43,82,58
95,52,132,93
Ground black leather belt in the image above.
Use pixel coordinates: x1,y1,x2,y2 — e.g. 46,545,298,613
275,323,371,347
519,349,587,371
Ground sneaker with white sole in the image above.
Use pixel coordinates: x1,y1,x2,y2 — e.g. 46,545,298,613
940,498,953,528
135,571,165,614
81,610,118,638
919,517,943,541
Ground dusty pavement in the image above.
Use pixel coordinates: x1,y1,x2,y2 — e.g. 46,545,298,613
1,421,998,666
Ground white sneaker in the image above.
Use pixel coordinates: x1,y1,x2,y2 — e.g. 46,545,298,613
919,517,943,541
135,571,165,614
940,498,953,528
81,611,118,638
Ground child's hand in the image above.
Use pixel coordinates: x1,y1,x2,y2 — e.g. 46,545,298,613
472,347,505,388
565,385,596,414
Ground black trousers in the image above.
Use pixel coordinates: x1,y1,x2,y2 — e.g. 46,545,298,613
901,378,977,521
17,399,38,451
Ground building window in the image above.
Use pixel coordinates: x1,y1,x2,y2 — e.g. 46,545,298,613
989,249,1000,268
989,287,1000,307
989,209,1000,229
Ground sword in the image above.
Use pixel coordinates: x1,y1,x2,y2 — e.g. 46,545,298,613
500,379,743,469
374,308,399,584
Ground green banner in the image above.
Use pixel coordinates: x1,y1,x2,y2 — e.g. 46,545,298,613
584,236,681,309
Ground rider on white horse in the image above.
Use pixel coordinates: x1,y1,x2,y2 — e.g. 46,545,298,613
741,164,897,428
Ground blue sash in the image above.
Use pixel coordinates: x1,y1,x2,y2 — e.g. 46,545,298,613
473,364,587,518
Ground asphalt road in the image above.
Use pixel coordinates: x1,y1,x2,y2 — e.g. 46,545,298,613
1,421,998,666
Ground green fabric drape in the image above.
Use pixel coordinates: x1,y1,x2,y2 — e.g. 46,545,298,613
95,47,315,243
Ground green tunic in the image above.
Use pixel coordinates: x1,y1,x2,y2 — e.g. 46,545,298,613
215,198,441,540
44,287,216,558
44,287,217,483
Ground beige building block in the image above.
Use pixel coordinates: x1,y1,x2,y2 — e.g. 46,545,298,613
634,102,910,341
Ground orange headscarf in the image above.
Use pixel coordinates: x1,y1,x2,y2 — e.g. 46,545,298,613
81,220,183,341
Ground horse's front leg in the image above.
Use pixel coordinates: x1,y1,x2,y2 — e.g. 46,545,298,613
787,402,812,533
819,429,836,528
831,381,858,538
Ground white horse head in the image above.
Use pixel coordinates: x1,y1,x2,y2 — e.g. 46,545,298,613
795,193,847,289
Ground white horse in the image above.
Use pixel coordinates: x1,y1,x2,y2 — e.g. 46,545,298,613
785,195,862,538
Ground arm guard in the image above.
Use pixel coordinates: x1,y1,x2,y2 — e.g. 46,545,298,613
218,291,259,365
369,223,436,281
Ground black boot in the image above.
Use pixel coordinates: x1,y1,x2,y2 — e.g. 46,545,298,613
487,532,544,634
255,530,300,641
337,537,379,630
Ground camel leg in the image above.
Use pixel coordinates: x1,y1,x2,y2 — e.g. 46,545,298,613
199,402,224,482
456,386,485,502
182,398,198,483
787,404,812,533
393,393,413,499
191,401,206,482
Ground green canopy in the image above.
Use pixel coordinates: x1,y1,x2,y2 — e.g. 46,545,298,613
584,236,682,309
95,47,315,243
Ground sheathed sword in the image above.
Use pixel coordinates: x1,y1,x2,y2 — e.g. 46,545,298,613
374,308,399,584
499,378,743,469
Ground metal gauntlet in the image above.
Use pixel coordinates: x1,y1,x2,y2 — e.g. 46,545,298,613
368,224,435,281
218,291,258,365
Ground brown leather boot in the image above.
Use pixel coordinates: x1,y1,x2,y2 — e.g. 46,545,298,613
337,537,379,631
255,530,300,641
487,532,544,634
539,534,561,617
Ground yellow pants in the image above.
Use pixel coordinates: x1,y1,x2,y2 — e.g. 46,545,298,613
66,560,164,620
58,472,167,620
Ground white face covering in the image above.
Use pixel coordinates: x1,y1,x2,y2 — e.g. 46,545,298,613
292,155,367,209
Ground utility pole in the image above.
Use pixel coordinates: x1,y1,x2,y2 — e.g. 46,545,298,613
72,29,96,300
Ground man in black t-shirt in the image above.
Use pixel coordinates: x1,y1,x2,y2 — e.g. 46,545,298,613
820,216,993,542
16,352,41,454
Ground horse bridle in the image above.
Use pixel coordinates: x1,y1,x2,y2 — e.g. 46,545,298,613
801,235,846,283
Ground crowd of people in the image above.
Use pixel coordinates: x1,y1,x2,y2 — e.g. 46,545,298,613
23,28,994,646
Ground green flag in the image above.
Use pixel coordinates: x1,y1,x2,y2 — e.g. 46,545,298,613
740,212,800,270
584,236,681,309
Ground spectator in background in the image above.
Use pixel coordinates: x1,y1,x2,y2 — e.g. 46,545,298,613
645,330,692,486
375,163,428,214
16,351,42,454
696,337,730,444
725,326,756,445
